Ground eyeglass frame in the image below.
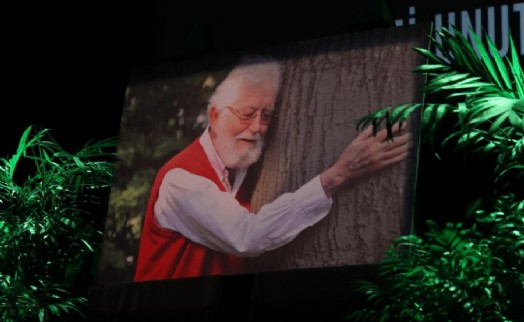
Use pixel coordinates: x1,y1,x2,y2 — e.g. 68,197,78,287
225,105,274,125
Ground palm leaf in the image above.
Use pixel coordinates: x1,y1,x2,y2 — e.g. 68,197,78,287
467,97,516,125
443,130,502,162
443,28,482,74
356,104,422,133
508,36,524,98
8,126,32,180
358,26,522,153
467,27,509,94
412,46,446,65
412,63,452,74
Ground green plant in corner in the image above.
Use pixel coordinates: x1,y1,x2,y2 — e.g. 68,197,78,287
0,126,117,321
347,26,524,321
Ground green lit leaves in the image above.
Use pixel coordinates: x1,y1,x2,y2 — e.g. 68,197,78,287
469,27,512,93
467,97,524,132
0,276,88,322
348,218,519,322
350,24,524,322
357,25,524,156
357,26,524,194
509,37,524,98
8,126,32,180
356,103,422,139
475,195,524,266
0,126,117,321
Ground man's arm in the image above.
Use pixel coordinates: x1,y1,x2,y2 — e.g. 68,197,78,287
156,124,412,257
320,124,413,197
154,169,332,257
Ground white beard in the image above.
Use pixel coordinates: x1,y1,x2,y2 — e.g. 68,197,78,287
213,119,265,170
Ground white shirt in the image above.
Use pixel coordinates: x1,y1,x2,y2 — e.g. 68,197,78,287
154,128,333,257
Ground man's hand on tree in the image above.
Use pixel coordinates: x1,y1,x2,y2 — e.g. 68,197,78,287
320,123,413,197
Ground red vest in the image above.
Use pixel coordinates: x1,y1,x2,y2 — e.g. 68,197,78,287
133,139,251,282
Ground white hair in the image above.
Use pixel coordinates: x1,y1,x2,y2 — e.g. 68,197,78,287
208,56,282,112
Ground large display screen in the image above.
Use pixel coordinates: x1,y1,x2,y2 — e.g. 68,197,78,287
96,23,428,285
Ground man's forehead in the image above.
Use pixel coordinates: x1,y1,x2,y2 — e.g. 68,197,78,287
236,83,277,99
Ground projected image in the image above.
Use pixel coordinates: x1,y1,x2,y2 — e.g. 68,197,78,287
97,24,428,284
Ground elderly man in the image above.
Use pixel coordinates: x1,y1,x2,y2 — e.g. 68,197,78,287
133,56,412,282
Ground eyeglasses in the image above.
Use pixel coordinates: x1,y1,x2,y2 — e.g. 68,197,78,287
226,106,273,125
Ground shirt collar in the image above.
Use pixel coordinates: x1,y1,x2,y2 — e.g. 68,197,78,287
199,127,248,194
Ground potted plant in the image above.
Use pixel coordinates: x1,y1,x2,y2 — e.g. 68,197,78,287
348,26,524,321
0,126,117,321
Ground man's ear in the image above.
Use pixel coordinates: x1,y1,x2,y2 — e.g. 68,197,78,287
209,106,220,129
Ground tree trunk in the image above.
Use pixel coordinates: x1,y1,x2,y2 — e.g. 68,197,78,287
247,24,428,273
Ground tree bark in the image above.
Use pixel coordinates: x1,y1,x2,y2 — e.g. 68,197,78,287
247,24,428,273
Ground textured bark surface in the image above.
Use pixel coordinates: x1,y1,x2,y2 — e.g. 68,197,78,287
246,25,428,273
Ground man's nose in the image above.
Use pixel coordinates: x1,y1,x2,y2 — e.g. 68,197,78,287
247,113,264,133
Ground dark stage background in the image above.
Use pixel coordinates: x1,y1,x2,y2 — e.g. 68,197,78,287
4,1,523,321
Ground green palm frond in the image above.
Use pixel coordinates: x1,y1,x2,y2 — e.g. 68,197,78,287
509,37,524,97
357,25,523,132
357,26,523,178
356,103,423,136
